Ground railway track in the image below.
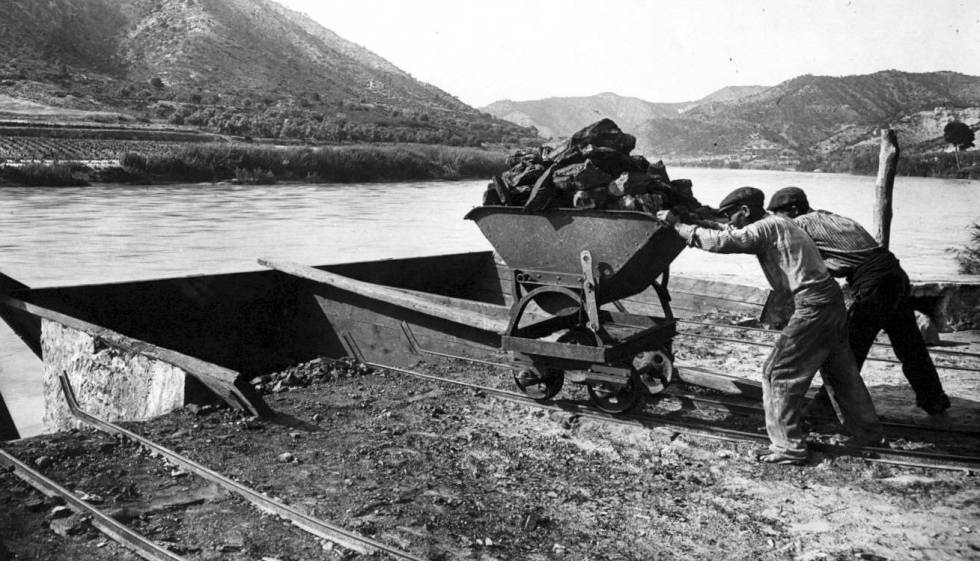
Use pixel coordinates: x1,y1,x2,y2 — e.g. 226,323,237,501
674,331,980,373
396,333,980,439
0,447,188,561
676,318,980,359
674,320,980,373
367,359,980,473
0,373,426,561
5,317,977,557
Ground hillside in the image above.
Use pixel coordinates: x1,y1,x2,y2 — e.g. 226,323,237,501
482,71,980,174
635,70,980,170
481,87,767,139
482,92,688,139
692,85,770,105
0,0,536,146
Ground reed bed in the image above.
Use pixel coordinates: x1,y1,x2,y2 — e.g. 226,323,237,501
0,163,89,186
124,142,509,183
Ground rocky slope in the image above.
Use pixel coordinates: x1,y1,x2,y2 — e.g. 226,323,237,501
483,87,768,140
485,71,980,170
483,92,690,139
0,0,535,145
636,70,980,168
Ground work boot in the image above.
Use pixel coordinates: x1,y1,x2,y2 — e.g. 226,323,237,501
927,410,952,429
920,393,951,416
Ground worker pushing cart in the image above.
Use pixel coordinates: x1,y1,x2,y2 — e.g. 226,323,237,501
657,187,883,465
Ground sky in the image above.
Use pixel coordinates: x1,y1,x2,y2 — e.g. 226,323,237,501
273,0,980,108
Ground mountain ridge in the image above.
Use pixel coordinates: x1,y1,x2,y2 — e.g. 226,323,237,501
0,0,535,145
638,70,980,168
483,71,980,170
481,86,768,139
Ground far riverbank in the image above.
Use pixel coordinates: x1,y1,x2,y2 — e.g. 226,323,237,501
3,135,980,187
0,142,510,187
669,148,980,180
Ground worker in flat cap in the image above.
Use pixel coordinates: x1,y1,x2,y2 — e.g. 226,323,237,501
658,187,882,465
768,186,950,422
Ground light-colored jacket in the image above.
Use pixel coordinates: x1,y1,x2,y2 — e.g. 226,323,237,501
675,214,840,306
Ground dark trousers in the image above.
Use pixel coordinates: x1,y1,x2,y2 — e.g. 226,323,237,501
848,270,950,414
764,295,883,457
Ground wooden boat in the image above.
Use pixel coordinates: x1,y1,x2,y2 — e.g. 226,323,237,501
0,242,780,435
4,190,973,438
3,230,977,439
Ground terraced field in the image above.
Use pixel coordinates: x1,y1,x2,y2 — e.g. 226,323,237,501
0,136,197,163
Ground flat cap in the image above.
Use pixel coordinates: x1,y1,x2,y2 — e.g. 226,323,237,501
717,186,765,215
767,186,809,211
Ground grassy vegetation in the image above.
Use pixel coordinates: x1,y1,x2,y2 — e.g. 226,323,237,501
0,141,510,186
807,147,980,179
951,223,980,275
0,163,89,186
118,142,509,183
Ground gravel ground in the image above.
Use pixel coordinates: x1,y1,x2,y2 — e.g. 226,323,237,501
3,320,980,561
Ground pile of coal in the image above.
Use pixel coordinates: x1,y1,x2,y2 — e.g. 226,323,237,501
483,118,711,216
249,357,374,394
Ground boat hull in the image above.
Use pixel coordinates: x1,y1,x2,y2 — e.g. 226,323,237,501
0,250,776,434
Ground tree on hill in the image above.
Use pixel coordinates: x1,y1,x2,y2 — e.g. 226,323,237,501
943,121,976,169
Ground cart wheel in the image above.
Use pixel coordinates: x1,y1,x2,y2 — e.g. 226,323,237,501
634,349,674,395
514,367,564,402
586,373,640,414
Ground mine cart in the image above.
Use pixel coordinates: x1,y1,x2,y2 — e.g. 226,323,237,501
465,206,686,413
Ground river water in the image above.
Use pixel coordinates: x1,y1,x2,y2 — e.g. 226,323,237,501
2,168,978,436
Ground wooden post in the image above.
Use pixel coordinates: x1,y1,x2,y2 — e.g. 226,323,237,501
873,128,900,249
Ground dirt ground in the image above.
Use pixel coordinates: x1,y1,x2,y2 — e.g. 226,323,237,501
2,319,980,561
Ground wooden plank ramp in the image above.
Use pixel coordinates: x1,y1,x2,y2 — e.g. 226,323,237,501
259,258,510,334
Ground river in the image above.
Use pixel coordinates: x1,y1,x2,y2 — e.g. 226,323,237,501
2,168,978,436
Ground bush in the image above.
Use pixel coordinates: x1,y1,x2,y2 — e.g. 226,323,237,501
846,147,980,179
94,166,150,184
133,142,508,183
234,167,277,185
0,163,89,186
121,152,148,171
951,223,980,274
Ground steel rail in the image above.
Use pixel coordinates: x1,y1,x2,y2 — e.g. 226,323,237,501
420,349,979,438
676,319,980,359
660,386,980,438
0,448,189,561
369,362,980,472
376,363,749,444
57,374,428,561
674,332,980,373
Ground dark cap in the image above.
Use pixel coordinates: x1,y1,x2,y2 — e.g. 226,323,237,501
717,186,765,216
767,186,809,211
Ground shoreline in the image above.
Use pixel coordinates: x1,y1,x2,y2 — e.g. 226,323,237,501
0,141,512,187
2,134,980,187
2,163,978,188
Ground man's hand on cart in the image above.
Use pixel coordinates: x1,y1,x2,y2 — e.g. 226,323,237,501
656,210,680,226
